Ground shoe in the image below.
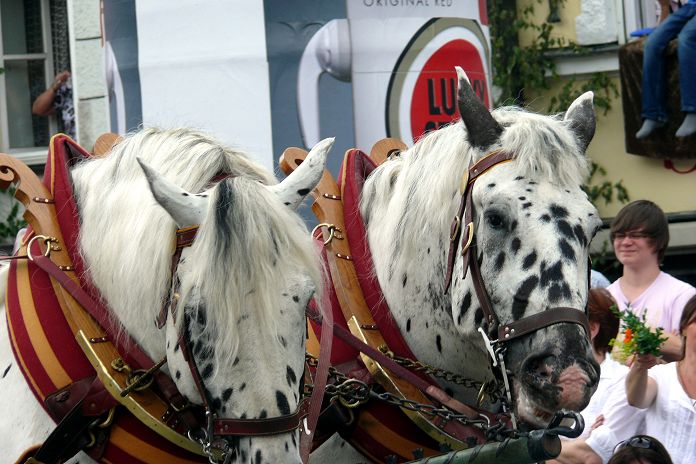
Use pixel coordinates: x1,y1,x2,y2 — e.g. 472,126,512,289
635,119,665,139
676,114,696,137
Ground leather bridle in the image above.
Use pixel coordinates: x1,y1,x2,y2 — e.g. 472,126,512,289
443,150,591,425
159,226,311,463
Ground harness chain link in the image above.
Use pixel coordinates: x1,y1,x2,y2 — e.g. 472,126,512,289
304,355,518,442
376,345,503,403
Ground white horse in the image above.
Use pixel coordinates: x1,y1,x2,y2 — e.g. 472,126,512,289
312,68,603,462
0,128,333,464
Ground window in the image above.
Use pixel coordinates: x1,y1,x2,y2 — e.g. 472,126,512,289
0,0,56,164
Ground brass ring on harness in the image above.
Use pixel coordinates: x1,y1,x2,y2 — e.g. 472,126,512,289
26,235,53,262
311,223,335,246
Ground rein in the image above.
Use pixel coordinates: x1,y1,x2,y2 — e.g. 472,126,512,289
444,150,591,426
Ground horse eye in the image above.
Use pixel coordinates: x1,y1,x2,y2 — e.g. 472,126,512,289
485,212,506,230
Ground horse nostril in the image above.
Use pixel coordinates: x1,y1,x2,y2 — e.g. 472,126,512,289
528,354,557,381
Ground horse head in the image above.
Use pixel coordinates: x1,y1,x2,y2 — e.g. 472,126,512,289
133,137,332,462
361,69,600,428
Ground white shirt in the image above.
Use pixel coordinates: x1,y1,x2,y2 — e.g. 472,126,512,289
643,363,696,464
576,356,629,440
585,379,646,463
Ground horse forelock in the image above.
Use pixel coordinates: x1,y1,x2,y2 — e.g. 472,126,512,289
176,175,324,369
72,127,280,359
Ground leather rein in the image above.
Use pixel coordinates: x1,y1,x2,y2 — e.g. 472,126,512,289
443,150,591,426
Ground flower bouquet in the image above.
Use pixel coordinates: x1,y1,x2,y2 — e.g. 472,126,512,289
609,305,668,363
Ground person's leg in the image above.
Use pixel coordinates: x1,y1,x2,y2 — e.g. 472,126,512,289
637,8,693,138
676,8,696,137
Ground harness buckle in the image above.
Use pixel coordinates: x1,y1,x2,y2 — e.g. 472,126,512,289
477,327,498,367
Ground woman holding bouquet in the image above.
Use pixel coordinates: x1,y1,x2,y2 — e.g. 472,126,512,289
624,296,696,464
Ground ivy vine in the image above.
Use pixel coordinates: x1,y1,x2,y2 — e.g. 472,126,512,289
487,0,628,208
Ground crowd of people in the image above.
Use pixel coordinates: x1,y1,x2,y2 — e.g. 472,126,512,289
549,200,696,464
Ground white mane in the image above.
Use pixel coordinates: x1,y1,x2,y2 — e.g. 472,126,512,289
71,127,321,365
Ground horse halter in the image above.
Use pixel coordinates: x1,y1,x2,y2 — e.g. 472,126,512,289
443,150,591,422
158,226,310,463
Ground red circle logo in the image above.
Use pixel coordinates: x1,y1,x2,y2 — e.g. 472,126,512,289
409,39,488,142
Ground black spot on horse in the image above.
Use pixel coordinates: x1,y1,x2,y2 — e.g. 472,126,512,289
487,182,496,188
514,176,525,181
510,220,518,232
458,291,472,326
2,364,11,378
173,342,180,353
202,364,214,379
540,214,551,223
233,357,240,366
474,307,484,326
556,219,575,241
548,282,572,303
512,276,539,320
255,449,263,464
522,251,537,270
510,237,521,254
297,188,310,196
292,295,299,303
522,202,533,209
436,334,442,353
402,274,408,287
406,318,411,332
286,366,297,386
279,336,287,348
240,382,246,391
259,409,267,419
559,239,576,261
518,196,526,201
550,204,569,219
211,396,222,411
494,252,506,271
182,192,189,196
175,370,181,380
285,442,289,452
573,223,588,246
276,391,291,415
540,260,564,288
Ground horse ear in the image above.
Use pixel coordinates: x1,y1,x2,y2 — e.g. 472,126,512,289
137,158,208,228
456,66,503,150
270,137,333,210
563,91,596,153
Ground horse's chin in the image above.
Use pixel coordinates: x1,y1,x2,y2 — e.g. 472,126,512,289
514,382,556,428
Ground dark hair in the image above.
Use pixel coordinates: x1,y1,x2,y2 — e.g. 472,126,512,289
588,288,620,354
679,295,696,336
608,435,673,464
610,200,669,262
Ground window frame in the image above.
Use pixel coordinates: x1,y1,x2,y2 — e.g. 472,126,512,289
0,0,56,164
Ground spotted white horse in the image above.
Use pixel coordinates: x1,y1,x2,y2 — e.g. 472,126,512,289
0,128,333,464
312,68,603,462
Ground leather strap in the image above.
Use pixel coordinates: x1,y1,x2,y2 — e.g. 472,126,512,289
214,398,311,436
444,150,513,293
498,306,590,342
32,378,116,464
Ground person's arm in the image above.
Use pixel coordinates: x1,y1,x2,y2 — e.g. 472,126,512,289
660,332,684,362
546,440,602,464
657,0,670,23
625,354,659,408
32,71,70,116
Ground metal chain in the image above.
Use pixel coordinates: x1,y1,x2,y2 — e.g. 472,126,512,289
376,346,503,403
304,354,517,441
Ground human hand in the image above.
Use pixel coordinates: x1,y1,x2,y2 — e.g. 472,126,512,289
52,71,71,91
590,414,604,431
632,353,659,371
